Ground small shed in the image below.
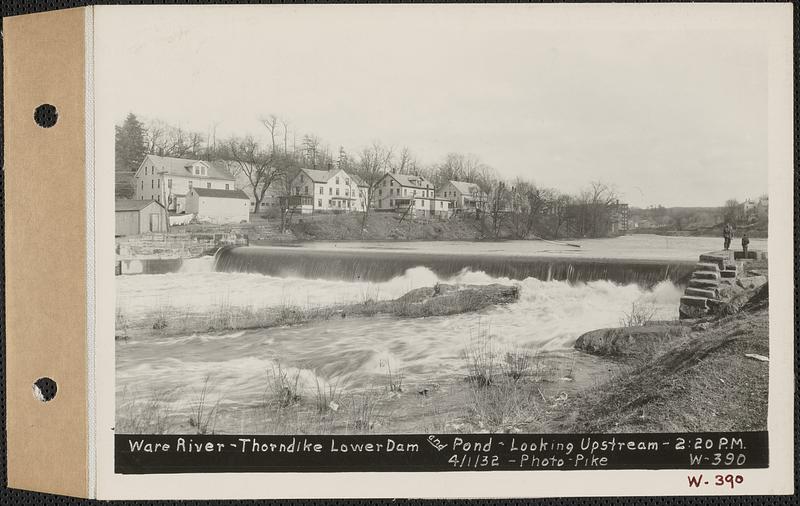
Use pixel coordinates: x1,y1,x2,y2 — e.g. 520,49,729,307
115,199,167,236
185,188,250,223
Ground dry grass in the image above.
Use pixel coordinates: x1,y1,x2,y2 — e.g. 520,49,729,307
266,363,302,409
188,376,220,435
116,386,181,434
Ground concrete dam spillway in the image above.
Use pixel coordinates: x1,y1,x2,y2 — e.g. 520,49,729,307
213,245,696,287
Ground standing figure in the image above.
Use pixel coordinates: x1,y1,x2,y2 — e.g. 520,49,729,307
741,232,750,257
722,223,732,250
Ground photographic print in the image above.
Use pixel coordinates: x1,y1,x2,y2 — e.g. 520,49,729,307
98,3,789,487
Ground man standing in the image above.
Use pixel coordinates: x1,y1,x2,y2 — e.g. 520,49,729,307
723,223,732,250
742,232,750,257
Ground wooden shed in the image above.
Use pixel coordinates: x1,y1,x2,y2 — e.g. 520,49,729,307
115,199,167,236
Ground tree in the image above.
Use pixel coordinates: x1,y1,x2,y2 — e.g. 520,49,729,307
115,113,147,173
722,199,743,224
483,179,510,239
354,142,394,235
507,178,554,239
227,136,282,213
550,193,573,239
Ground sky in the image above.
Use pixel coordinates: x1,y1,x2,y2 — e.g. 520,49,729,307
98,5,770,208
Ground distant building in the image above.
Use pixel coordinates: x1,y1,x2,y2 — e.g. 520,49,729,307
283,168,365,214
115,199,167,236
610,201,630,233
184,188,250,224
133,155,236,214
374,173,437,218
438,180,488,213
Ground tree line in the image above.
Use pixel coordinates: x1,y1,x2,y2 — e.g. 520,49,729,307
116,112,626,239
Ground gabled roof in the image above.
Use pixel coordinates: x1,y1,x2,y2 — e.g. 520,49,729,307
448,180,487,196
115,199,161,212
142,154,235,181
350,174,368,187
386,173,432,189
297,168,333,183
190,188,250,200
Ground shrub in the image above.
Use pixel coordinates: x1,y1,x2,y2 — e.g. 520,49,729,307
619,301,657,327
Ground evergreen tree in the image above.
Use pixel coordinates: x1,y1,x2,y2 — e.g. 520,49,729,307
115,113,147,173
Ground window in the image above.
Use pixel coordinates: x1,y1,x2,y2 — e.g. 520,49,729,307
379,189,383,196
207,183,212,189
168,179,172,188
225,184,229,190
319,186,324,195
336,188,340,196
141,181,144,190
156,195,161,203
328,199,332,206
345,178,350,186
188,181,193,190
335,177,340,185
404,189,408,196
389,199,393,207
390,180,394,187
329,188,332,195
295,186,300,195
345,189,349,196
304,185,309,195
194,168,200,175
318,199,322,207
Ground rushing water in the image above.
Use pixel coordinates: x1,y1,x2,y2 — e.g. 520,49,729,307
117,264,682,411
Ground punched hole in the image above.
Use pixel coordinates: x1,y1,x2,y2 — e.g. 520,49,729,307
34,104,58,128
33,377,57,402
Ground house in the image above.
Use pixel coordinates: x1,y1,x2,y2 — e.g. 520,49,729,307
115,199,167,236
184,188,250,224
374,173,437,218
438,180,488,213
283,168,364,214
133,155,236,213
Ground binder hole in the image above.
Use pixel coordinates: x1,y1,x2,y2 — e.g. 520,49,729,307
34,104,58,128
33,377,57,402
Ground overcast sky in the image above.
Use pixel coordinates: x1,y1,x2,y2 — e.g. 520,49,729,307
99,5,770,207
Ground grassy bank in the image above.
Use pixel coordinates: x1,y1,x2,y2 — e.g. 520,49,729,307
286,212,484,241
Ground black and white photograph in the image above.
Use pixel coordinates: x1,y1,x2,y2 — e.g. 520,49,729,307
96,6,795,487
111,5,775,440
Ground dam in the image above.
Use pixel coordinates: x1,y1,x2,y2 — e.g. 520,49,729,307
213,244,696,288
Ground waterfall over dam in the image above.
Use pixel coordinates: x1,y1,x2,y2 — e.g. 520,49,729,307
213,245,695,287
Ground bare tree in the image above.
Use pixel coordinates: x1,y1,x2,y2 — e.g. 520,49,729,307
227,136,282,212
508,178,554,239
355,142,394,235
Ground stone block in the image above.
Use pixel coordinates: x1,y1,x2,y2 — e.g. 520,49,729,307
736,275,768,290
695,262,720,273
699,251,733,269
679,304,708,320
692,271,720,281
734,250,759,260
720,270,736,279
685,287,717,299
689,279,719,289
680,295,708,308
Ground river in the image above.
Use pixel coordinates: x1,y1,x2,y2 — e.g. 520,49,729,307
115,235,766,430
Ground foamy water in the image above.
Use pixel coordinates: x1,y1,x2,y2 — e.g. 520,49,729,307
116,261,682,410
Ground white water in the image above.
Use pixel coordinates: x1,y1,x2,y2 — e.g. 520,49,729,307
116,259,682,409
